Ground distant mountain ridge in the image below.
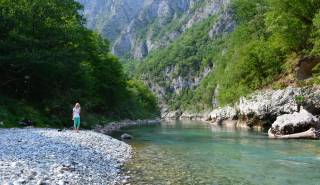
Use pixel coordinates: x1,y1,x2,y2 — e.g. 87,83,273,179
77,0,231,59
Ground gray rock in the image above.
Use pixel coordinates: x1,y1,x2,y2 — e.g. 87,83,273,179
121,133,133,140
270,109,319,135
238,87,301,120
208,106,237,124
206,86,320,128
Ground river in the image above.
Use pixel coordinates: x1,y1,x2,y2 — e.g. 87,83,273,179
113,120,320,185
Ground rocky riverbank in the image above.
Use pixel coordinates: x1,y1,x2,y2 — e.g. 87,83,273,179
0,128,132,185
94,119,161,135
163,86,320,138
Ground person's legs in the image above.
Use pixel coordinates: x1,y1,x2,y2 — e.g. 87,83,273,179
73,119,77,130
75,117,80,132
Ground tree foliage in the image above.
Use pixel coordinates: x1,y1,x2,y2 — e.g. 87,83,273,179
0,0,159,127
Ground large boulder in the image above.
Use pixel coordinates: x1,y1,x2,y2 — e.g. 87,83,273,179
239,87,300,120
269,109,319,136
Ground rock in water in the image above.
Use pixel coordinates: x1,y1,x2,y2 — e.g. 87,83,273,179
269,109,320,136
121,133,133,140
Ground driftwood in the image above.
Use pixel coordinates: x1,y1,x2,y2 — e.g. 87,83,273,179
268,128,318,139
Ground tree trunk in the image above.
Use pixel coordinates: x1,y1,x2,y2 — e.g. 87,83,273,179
268,128,318,139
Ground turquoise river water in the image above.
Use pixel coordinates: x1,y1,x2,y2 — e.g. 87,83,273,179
113,121,320,185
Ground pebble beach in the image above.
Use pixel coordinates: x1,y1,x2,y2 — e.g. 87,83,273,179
0,128,132,185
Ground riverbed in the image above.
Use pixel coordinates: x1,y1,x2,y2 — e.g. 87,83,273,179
113,120,320,185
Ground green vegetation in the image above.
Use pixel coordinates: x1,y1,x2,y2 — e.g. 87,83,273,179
0,0,159,127
136,15,218,111
294,95,305,105
212,0,320,105
294,95,305,112
134,0,320,112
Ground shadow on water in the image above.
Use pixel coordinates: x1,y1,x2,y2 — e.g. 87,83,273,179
112,121,320,185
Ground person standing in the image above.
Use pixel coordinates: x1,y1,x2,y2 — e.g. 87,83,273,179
72,103,81,132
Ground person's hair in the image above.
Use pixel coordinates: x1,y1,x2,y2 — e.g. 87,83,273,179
75,102,80,108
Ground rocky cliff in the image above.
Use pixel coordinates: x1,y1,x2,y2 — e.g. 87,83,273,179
77,0,232,59
77,0,235,113
206,86,320,127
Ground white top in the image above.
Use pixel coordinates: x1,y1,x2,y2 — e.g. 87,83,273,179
73,107,81,118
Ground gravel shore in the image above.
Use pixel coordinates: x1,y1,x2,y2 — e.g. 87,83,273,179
0,128,132,185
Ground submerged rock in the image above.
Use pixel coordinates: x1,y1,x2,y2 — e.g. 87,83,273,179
269,109,319,136
121,133,133,140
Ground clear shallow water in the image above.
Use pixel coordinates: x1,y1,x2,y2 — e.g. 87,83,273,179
114,121,320,185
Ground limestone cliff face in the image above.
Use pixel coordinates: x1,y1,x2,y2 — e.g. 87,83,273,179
142,0,234,113
77,0,232,59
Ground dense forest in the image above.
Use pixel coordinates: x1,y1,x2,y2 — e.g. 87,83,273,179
133,0,320,112
1,0,320,127
0,0,159,128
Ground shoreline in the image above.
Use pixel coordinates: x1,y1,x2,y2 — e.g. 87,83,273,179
0,128,132,185
94,119,161,135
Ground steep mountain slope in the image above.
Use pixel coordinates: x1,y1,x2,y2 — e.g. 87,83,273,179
138,0,320,115
77,0,231,59
137,7,234,113
79,0,320,117
78,0,234,113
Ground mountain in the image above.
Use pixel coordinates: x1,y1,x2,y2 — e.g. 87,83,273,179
77,0,232,59
77,0,234,113
78,0,320,117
